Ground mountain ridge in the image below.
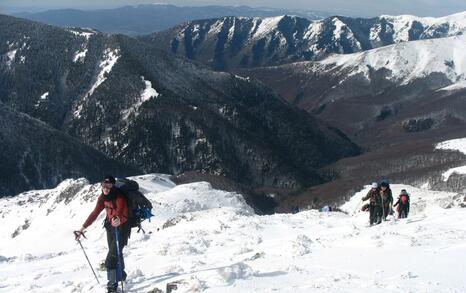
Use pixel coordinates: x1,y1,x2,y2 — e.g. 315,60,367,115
0,102,139,196
0,13,359,196
143,12,466,69
239,33,466,146
12,4,331,36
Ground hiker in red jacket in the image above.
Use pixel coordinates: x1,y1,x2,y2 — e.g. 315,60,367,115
75,175,130,293
394,189,410,219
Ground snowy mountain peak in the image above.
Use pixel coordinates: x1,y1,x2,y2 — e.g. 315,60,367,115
380,11,466,42
381,10,466,24
253,15,285,38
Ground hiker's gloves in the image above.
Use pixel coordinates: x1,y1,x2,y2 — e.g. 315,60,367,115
111,216,121,227
74,227,86,241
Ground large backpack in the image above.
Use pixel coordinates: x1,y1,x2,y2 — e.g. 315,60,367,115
400,194,409,204
115,178,154,233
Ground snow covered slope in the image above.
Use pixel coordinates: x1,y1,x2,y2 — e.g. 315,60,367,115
436,137,466,181
1,175,466,292
379,11,466,42
317,33,466,88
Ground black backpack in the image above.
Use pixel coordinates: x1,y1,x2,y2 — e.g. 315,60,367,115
114,178,154,233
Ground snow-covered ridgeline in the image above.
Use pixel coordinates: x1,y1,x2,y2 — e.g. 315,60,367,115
380,11,466,42
306,12,466,54
197,16,285,41
216,11,465,44
436,137,466,181
315,34,466,87
1,174,466,292
67,29,94,40
73,48,120,118
172,11,465,66
340,11,466,44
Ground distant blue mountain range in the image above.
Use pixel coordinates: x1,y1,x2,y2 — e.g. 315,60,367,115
13,4,332,35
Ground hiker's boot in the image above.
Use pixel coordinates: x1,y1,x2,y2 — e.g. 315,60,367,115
107,269,117,293
107,284,117,293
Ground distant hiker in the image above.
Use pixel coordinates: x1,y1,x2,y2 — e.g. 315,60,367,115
321,205,332,213
75,175,130,293
361,182,382,225
394,189,410,219
379,181,393,221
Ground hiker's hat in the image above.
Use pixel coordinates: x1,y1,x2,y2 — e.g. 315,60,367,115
103,175,116,184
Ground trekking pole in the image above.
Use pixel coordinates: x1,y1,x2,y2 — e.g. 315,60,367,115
73,231,100,285
380,191,385,221
114,227,125,293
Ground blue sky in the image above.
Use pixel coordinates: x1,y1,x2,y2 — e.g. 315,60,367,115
1,0,466,17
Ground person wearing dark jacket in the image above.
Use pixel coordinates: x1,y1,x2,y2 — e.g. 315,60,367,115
394,189,410,219
379,181,393,221
362,182,383,225
75,175,130,293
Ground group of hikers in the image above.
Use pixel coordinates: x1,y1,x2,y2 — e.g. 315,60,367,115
73,175,413,291
361,181,411,225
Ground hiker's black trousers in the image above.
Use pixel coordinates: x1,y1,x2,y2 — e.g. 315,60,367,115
399,206,409,219
369,204,382,225
105,222,130,270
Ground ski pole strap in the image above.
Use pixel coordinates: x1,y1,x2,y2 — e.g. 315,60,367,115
73,230,87,240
